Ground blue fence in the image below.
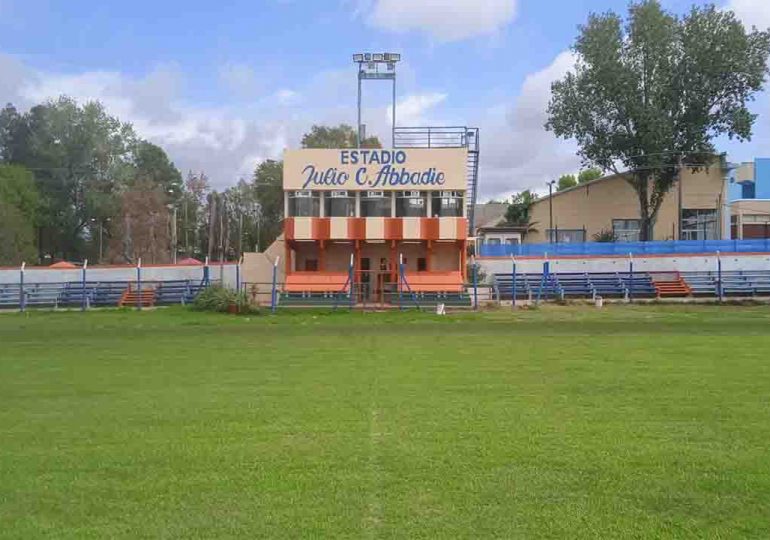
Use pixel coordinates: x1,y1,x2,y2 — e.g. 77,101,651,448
479,239,770,258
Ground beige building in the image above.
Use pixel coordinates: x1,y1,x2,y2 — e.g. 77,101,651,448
526,166,728,243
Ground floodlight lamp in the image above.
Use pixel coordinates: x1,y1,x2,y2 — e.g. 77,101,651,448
364,53,372,61
353,54,364,62
372,53,384,61
389,53,401,62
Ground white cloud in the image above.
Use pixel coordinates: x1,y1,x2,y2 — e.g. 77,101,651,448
387,92,447,125
219,62,261,98
725,0,770,31
475,51,580,199
275,88,300,105
364,0,517,42
0,56,289,187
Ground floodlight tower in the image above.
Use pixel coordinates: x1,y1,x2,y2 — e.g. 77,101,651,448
352,52,401,148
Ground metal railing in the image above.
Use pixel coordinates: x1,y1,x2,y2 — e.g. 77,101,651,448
479,239,770,258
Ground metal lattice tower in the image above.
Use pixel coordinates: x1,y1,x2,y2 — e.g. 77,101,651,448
393,126,480,234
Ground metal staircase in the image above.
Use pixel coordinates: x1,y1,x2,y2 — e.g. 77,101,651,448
394,126,480,234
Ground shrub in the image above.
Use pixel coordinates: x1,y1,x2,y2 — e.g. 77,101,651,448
193,285,259,314
193,285,237,313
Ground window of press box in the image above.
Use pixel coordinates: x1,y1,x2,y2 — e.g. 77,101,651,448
612,219,641,242
396,191,427,217
547,229,586,243
431,191,464,217
288,191,320,217
324,191,355,217
361,191,392,217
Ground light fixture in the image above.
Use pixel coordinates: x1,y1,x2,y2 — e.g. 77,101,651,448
389,53,401,62
353,53,364,62
364,53,372,61
372,53,384,61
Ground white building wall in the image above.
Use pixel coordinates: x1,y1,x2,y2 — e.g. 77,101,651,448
479,253,770,275
0,264,239,288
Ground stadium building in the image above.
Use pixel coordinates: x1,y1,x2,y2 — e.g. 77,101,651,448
280,142,476,302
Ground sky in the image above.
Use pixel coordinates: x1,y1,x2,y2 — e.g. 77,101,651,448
0,0,768,200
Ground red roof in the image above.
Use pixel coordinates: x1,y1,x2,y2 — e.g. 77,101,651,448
49,261,78,269
177,257,203,265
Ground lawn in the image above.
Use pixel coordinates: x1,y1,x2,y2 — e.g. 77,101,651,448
1,305,770,538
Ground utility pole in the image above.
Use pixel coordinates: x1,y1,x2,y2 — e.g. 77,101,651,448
547,180,556,243
171,206,178,264
238,212,243,260
677,154,684,240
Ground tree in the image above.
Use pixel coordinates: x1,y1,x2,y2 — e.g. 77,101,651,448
0,165,39,264
546,1,770,240
301,124,381,149
557,174,577,191
252,160,284,251
503,190,539,227
578,168,602,184
107,180,171,264
1,97,138,259
133,141,183,194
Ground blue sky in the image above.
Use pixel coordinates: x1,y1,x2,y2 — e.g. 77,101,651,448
0,0,768,199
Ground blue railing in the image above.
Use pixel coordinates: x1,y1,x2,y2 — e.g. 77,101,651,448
479,239,770,258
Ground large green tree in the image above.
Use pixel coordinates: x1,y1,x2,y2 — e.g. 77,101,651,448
301,124,382,149
0,165,39,264
0,97,138,259
252,160,284,251
546,1,770,240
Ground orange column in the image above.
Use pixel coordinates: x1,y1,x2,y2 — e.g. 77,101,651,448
390,240,398,281
460,240,467,280
285,242,292,276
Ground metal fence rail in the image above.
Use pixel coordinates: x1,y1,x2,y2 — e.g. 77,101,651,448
479,239,770,258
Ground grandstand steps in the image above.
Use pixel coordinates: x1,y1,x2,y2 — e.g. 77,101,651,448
654,278,691,298
118,288,157,308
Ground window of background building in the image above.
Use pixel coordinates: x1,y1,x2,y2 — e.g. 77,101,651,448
396,191,427,217
505,237,520,245
288,191,320,217
324,190,355,217
361,191,391,217
547,229,586,243
681,209,718,240
430,191,463,217
485,238,501,245
612,219,642,242
741,214,770,223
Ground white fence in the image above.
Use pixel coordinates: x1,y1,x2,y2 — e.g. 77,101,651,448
0,263,240,288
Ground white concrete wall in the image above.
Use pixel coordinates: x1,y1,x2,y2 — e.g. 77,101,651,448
479,252,770,275
0,264,240,288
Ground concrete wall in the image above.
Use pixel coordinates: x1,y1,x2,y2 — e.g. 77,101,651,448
478,252,770,276
527,166,726,243
0,263,239,288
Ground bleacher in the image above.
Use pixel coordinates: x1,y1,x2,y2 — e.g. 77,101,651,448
493,272,659,301
0,279,208,309
155,280,206,305
681,270,770,297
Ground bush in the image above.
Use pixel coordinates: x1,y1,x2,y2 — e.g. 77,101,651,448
193,285,258,314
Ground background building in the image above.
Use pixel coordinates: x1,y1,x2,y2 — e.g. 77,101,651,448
728,158,770,239
525,165,728,243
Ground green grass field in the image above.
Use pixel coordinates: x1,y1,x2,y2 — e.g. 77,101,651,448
2,306,770,538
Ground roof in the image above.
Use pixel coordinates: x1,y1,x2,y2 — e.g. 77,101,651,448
473,202,508,229
49,261,78,269
477,225,529,233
